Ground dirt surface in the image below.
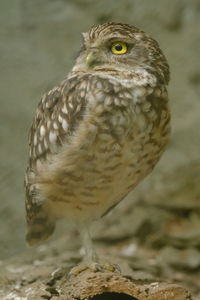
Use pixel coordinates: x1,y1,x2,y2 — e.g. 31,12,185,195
0,0,200,299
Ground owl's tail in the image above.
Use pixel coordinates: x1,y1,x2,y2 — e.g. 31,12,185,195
26,208,55,247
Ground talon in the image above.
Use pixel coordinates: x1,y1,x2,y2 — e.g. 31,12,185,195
67,262,122,277
94,263,105,272
112,263,121,274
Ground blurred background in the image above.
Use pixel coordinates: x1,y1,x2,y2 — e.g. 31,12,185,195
0,0,200,271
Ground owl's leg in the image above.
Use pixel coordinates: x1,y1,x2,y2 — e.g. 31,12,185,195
69,224,121,276
81,224,97,262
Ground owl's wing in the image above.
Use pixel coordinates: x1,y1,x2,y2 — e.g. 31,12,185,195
25,74,89,226
28,76,88,167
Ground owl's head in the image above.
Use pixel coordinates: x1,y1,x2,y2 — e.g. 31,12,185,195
73,23,169,84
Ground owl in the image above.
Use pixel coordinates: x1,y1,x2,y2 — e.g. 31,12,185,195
25,22,170,271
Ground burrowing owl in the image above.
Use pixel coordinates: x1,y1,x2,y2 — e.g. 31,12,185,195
25,23,170,266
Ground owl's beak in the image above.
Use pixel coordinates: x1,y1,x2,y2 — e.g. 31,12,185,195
86,51,101,68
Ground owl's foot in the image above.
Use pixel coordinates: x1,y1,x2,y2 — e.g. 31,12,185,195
68,262,121,277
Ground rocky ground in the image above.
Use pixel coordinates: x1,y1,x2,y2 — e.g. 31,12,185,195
0,0,200,299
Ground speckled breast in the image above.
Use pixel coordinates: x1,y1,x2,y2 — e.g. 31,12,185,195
40,79,170,223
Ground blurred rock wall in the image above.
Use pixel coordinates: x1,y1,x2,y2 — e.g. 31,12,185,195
0,0,200,259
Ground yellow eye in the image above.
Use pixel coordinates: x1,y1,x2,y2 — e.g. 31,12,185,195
111,42,128,54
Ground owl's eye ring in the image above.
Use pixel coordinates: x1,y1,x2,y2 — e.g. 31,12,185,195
111,42,128,54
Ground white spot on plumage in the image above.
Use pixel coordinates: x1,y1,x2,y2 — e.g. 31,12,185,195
58,114,63,123
69,102,74,110
80,89,85,98
46,101,50,109
96,81,103,89
41,95,46,104
95,92,104,102
49,131,57,143
62,119,68,131
114,98,121,106
62,104,68,114
124,91,132,99
75,103,82,113
33,134,37,146
40,125,46,137
132,87,146,104
119,92,126,98
53,122,59,130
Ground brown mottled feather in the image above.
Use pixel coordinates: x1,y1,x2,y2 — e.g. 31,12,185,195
25,75,88,244
25,22,170,247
